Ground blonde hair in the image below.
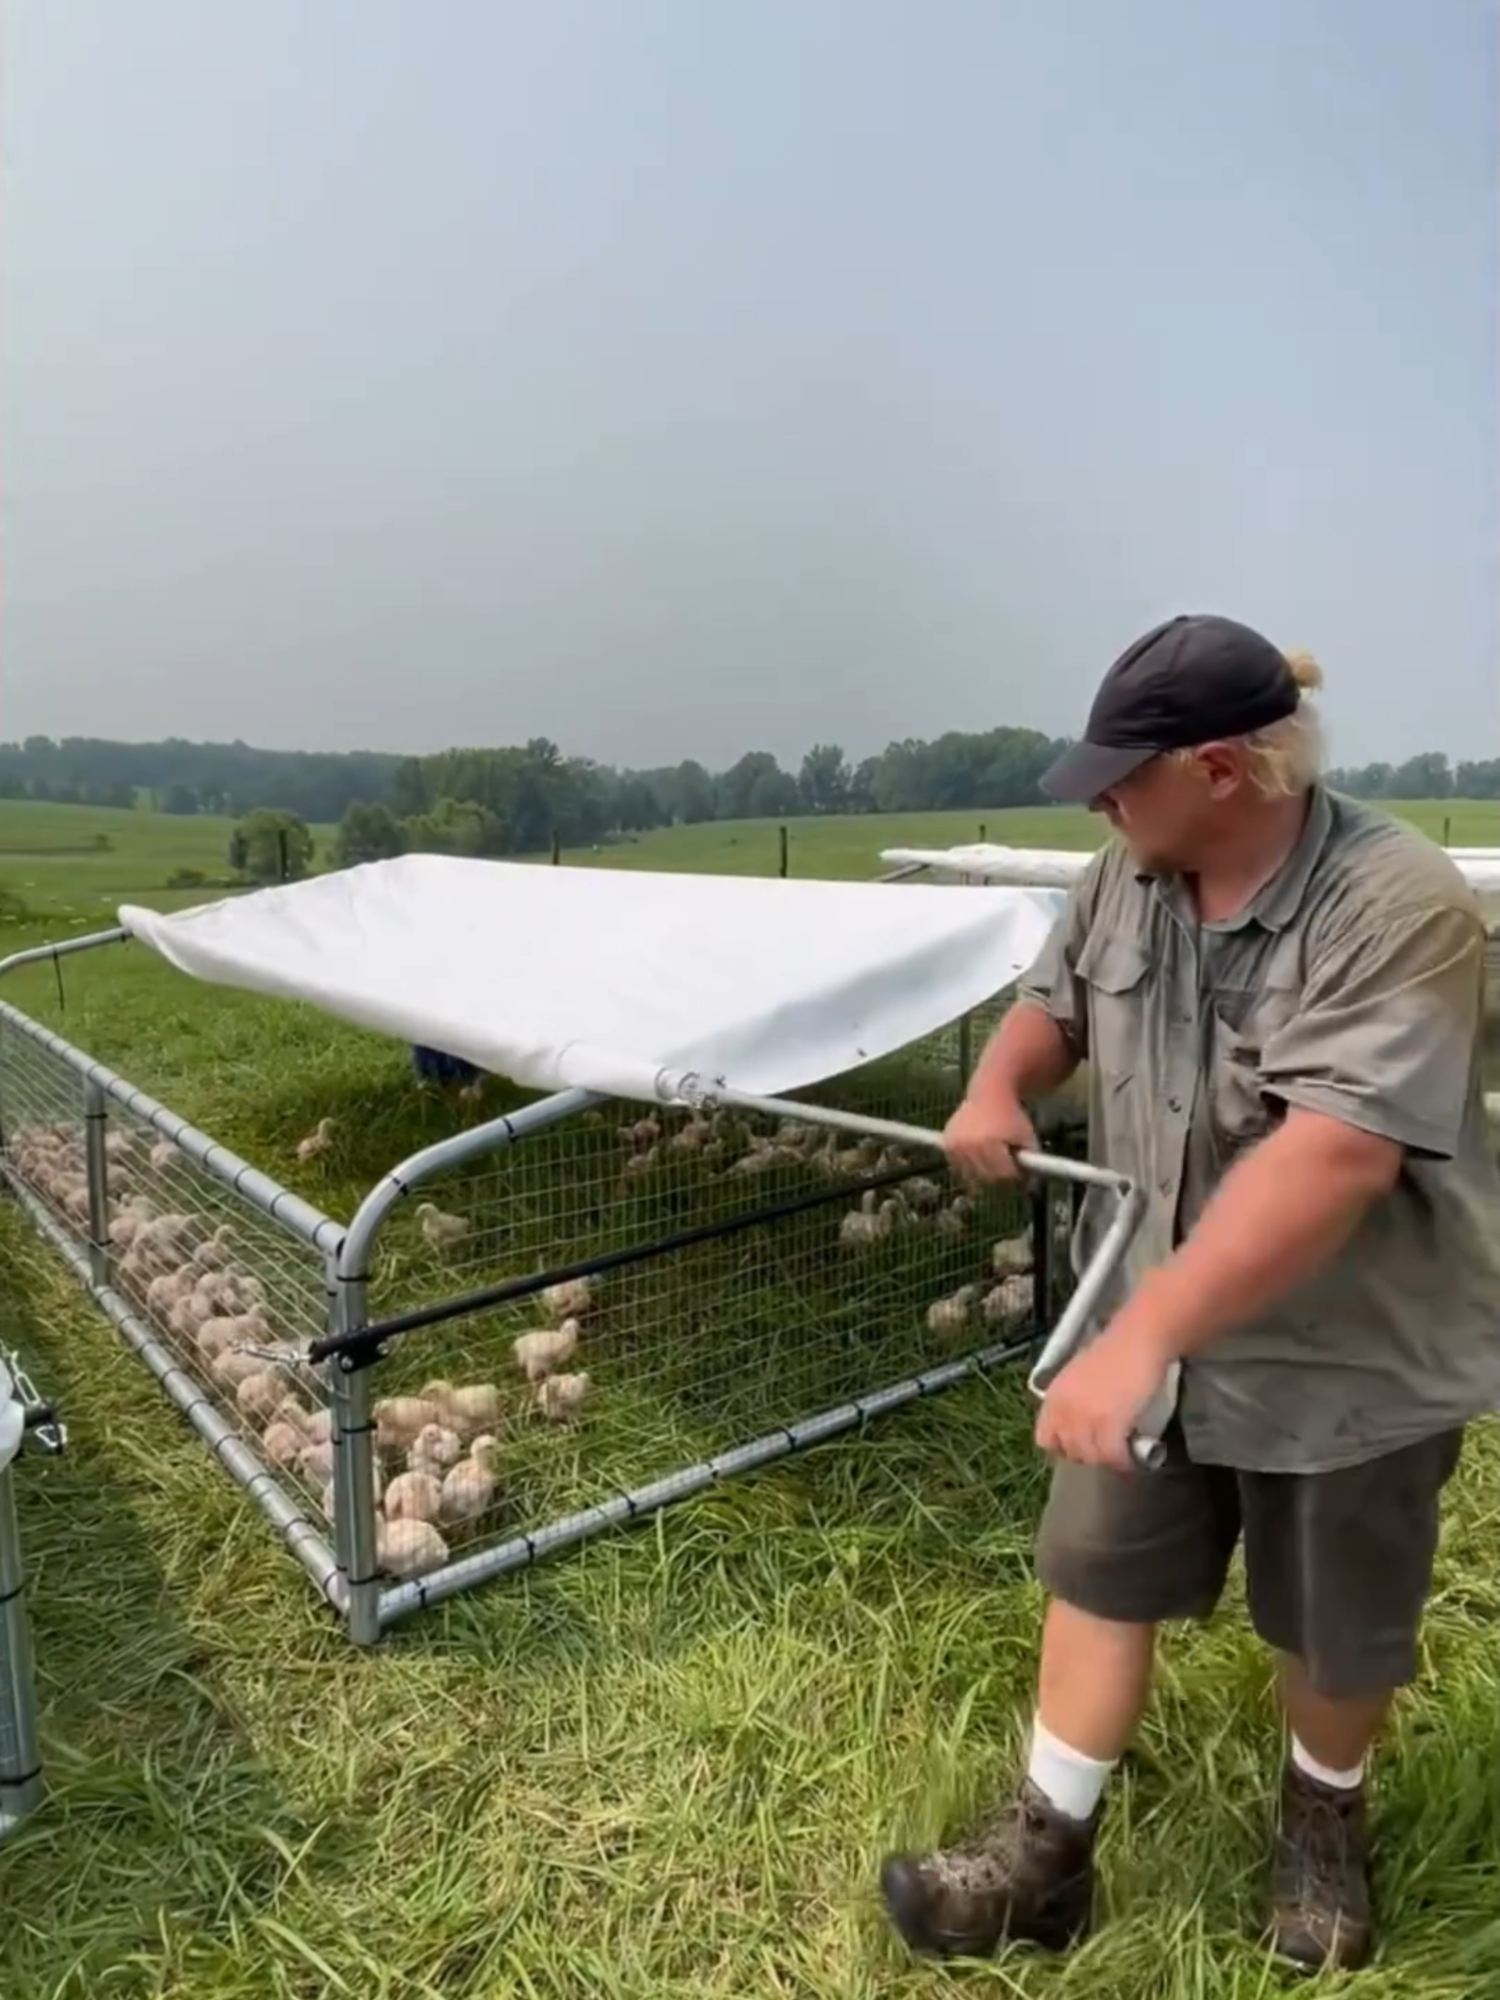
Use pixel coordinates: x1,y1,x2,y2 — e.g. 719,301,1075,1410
1175,648,1326,798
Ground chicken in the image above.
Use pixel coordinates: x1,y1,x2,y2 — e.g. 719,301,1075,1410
535,1372,591,1421
296,1118,335,1163
439,1437,501,1523
512,1320,579,1384
416,1202,468,1252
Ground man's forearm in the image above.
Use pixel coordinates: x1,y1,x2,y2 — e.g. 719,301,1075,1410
968,999,1078,1106
1115,1108,1401,1365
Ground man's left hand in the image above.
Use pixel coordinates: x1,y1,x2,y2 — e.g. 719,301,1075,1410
1034,1321,1172,1472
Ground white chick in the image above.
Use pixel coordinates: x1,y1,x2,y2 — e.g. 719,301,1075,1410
935,1197,973,1239
384,1469,444,1523
296,1118,335,1163
213,1349,265,1389
981,1274,1035,1326
926,1285,981,1337
840,1190,894,1247
416,1202,468,1252
195,1224,236,1270
262,1420,305,1470
301,1408,334,1446
991,1234,1034,1279
408,1422,463,1476
109,1211,144,1251
542,1277,593,1322
373,1396,443,1451
418,1378,458,1424
377,1517,449,1580
236,1370,287,1423
299,1439,336,1485
440,1436,501,1523
512,1320,579,1384
446,1383,502,1437
535,1372,591,1421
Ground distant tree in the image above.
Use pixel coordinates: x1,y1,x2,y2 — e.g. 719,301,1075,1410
232,809,314,883
159,781,200,815
1388,752,1452,800
1455,757,1500,800
717,751,796,821
227,827,249,873
798,742,851,814
667,759,716,825
387,756,428,818
334,800,408,868
403,796,507,858
847,757,879,814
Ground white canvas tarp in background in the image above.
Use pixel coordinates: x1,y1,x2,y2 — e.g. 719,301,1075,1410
120,857,1062,1103
882,843,1090,887
881,841,1500,895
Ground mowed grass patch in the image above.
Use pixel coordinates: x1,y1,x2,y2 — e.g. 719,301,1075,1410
582,798,1498,881
0,798,1494,1996
0,799,336,921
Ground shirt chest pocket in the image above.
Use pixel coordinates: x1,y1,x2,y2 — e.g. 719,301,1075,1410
1076,932,1154,1081
1207,977,1303,1153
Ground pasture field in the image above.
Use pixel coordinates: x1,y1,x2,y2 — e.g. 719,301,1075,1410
2,794,1494,925
0,801,1495,1999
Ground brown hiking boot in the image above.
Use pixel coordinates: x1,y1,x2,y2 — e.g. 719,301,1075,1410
880,1778,1099,1959
1267,1764,1374,1973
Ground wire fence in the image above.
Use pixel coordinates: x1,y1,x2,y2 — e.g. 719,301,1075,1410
0,1006,342,1558
2,967,1078,1635
345,1004,1073,1602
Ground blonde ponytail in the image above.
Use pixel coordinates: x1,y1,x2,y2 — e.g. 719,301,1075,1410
1242,647,1326,796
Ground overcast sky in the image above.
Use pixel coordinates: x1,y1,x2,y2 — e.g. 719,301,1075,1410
3,2,1495,771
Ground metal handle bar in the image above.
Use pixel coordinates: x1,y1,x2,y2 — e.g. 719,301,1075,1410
654,1079,1166,1471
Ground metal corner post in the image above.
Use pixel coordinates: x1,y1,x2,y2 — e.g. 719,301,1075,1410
83,1076,111,1289
0,1461,43,1834
327,1262,382,1647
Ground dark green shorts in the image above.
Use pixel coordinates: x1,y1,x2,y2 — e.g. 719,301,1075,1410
1035,1425,1465,1697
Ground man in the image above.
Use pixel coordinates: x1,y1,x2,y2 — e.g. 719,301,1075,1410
879,613,1500,1973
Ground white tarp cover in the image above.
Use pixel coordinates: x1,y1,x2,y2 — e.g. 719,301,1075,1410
882,841,1500,895
883,843,1090,887
119,857,1063,1103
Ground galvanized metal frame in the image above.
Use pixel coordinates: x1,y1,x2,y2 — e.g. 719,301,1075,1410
0,931,349,1623
337,1084,1142,1640
0,929,1139,1646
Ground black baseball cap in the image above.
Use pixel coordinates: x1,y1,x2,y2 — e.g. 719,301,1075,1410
1040,613,1301,804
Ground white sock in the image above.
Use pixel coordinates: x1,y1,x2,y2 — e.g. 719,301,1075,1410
1290,1734,1365,1792
1026,1715,1117,1823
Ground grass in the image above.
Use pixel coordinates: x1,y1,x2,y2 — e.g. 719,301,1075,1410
0,801,1496,1998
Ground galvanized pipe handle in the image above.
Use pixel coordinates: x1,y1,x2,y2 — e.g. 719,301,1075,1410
655,1081,1168,1471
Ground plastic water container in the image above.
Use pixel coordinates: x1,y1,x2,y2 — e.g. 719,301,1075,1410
0,1353,44,1838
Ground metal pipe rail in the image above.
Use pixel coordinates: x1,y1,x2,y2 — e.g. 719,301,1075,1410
649,1076,1163,1470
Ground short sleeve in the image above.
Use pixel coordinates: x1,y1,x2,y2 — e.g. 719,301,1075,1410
1258,902,1485,1159
1014,856,1108,1061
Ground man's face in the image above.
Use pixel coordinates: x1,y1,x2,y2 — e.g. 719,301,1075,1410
1091,750,1231,872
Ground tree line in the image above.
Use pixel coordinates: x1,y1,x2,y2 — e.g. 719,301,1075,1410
0,727,1083,848
5,730,1497,834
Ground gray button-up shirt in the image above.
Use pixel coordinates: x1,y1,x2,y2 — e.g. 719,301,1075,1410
1018,786,1500,1472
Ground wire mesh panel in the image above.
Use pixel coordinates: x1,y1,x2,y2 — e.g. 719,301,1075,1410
348,1052,1063,1594
0,1019,90,1246
0,1007,341,1560
98,1097,339,1528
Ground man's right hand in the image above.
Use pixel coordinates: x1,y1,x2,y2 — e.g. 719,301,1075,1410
941,1089,1038,1185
